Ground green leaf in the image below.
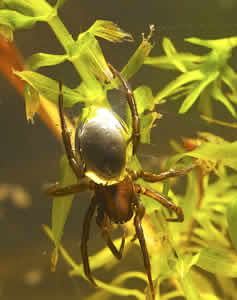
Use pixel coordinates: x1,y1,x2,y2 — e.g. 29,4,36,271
186,36,237,51
222,65,237,96
145,53,203,71
0,9,40,29
146,53,203,68
178,169,199,225
24,83,40,123
179,71,219,114
85,272,146,300
155,69,204,103
211,80,236,117
196,248,237,277
185,141,237,171
198,88,213,117
163,37,187,72
87,20,133,43
26,52,68,71
147,36,237,118
51,155,77,245
54,0,67,9
227,198,237,250
73,32,113,88
14,70,85,107
179,272,201,300
140,112,161,144
132,85,162,144
121,30,154,81
3,0,53,17
200,294,221,300
134,85,155,115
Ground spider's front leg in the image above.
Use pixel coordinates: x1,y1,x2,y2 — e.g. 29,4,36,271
44,178,94,197
134,197,155,300
96,209,125,260
108,63,140,154
131,163,196,183
131,164,197,222
58,80,84,178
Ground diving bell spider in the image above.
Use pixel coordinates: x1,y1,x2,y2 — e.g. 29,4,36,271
45,63,195,300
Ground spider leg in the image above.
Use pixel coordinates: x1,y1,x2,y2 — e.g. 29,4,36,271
58,80,84,178
44,178,94,196
96,209,125,260
108,63,140,155
81,196,97,287
130,164,196,182
134,198,155,300
135,184,183,222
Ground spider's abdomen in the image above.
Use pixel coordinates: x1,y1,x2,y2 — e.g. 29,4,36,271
76,107,129,184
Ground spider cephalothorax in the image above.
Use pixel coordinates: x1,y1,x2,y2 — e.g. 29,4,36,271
45,63,195,300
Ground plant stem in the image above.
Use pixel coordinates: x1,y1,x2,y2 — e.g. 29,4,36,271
47,15,74,55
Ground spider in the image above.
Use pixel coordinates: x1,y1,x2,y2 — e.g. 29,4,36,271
45,63,196,300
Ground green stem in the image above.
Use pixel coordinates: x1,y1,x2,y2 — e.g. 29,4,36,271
47,15,74,55
47,15,95,86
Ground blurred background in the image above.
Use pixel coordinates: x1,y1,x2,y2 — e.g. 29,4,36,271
0,0,237,299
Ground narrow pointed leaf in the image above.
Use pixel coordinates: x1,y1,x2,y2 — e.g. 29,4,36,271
24,83,40,122
0,10,40,29
133,85,162,143
74,32,113,86
222,65,237,96
51,155,77,245
145,53,203,70
186,36,237,51
26,52,68,71
179,71,219,114
163,37,186,72
155,69,204,103
88,20,133,43
212,81,236,117
14,69,85,107
198,88,213,117
140,112,161,144
196,248,237,277
180,273,201,300
227,198,237,250
121,30,154,81
55,0,67,9
3,0,53,17
134,85,154,114
185,141,237,170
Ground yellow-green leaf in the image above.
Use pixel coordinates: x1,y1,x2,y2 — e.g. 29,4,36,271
24,83,40,123
196,248,237,277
